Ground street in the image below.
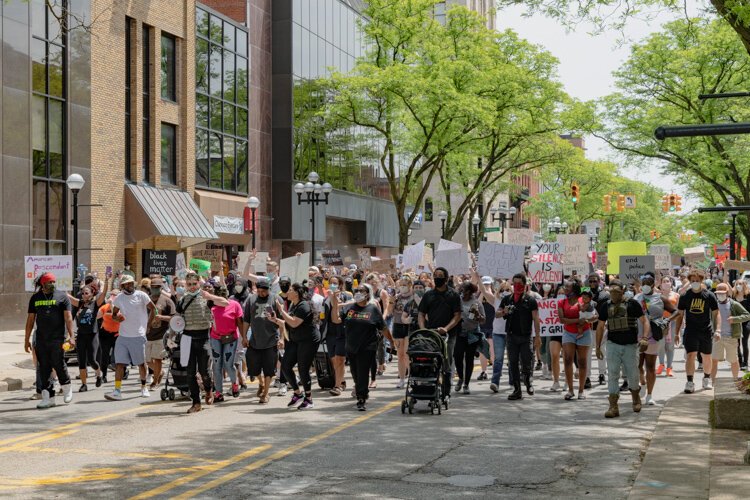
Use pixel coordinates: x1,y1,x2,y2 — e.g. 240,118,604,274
0,352,703,499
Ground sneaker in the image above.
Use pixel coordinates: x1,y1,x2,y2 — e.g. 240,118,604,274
656,364,665,376
78,384,88,393
666,368,674,377
584,377,592,389
287,393,304,408
535,361,542,371
105,389,123,401
146,374,154,385
36,390,56,409
598,374,606,385
356,399,366,411
297,397,314,410
395,379,404,389
577,393,586,400
95,376,102,388
278,385,288,397
477,372,488,381
463,385,471,395
214,391,225,403
30,392,42,401
329,386,342,396
231,383,240,398
698,363,703,371
489,383,499,393
645,395,655,406
455,380,463,392
703,378,713,390
550,381,561,392
542,365,551,380
272,378,281,389
62,384,73,404
619,380,629,392
684,381,695,394
141,387,150,398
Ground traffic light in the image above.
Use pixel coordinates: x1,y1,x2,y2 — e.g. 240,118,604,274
661,195,670,212
571,183,580,205
668,194,676,212
649,230,655,239
603,194,611,212
616,194,625,212
675,194,682,212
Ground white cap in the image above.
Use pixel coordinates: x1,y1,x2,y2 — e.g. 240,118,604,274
481,276,493,285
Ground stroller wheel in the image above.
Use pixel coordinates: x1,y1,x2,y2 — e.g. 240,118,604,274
168,389,176,400
160,389,167,401
443,397,449,410
408,399,415,414
401,401,406,414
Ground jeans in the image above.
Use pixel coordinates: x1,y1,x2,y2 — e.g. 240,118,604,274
658,337,675,368
210,338,237,393
491,334,507,385
507,335,533,387
454,334,479,384
281,338,318,394
350,349,377,400
186,335,212,404
739,326,749,368
37,337,71,394
606,341,639,394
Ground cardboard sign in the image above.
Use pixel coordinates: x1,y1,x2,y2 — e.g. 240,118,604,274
435,248,471,276
420,245,434,272
724,260,750,272
358,248,372,270
141,249,177,276
619,255,655,283
280,253,310,284
649,244,671,270
192,249,223,272
597,252,608,273
504,228,535,246
684,245,706,264
557,234,589,278
528,242,564,284
607,241,647,274
371,258,397,274
538,298,564,337
322,249,344,266
437,239,462,252
402,240,426,271
237,251,270,275
25,255,73,292
477,242,526,279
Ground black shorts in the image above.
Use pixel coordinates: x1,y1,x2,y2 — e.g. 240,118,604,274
548,336,563,344
481,329,493,340
246,346,278,377
392,323,410,340
683,332,713,355
327,332,346,358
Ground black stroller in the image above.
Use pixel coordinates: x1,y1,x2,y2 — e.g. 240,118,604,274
159,330,189,401
401,329,450,415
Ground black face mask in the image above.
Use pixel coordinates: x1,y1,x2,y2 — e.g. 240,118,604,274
345,282,353,292
280,283,290,293
434,277,447,288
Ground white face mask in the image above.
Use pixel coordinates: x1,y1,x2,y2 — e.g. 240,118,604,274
354,292,366,303
691,282,701,292
234,285,244,294
641,285,652,295
624,291,634,300
717,293,727,302
542,284,552,292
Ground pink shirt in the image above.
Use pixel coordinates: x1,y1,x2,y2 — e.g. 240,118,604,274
210,300,243,340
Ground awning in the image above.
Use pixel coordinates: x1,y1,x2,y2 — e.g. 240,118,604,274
124,184,218,248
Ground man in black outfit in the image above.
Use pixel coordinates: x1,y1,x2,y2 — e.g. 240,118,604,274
587,273,610,386
418,267,462,395
498,273,541,400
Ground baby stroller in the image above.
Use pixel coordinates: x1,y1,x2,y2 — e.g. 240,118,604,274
401,329,449,415
159,330,189,401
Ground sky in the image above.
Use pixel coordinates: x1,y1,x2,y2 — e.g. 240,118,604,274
494,3,704,211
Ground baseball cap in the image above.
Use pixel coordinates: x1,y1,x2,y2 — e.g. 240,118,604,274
481,276,493,285
151,277,164,287
119,275,135,285
349,264,358,271
256,277,270,289
279,275,291,284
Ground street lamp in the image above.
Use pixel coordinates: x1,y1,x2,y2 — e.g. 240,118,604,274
247,196,260,250
490,202,517,243
727,195,739,281
547,216,565,234
471,212,481,251
588,233,599,251
66,173,85,294
294,172,332,266
438,210,447,239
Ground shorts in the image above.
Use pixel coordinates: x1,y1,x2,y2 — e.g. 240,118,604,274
711,337,739,363
114,336,147,366
562,330,592,347
392,323,410,339
548,336,563,344
683,332,713,355
327,332,346,358
638,338,659,356
246,346,278,377
145,339,166,361
481,329,493,340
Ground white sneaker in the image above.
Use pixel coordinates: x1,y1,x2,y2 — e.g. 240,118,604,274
645,395,655,406
703,378,713,390
141,387,150,398
36,390,56,409
684,381,695,394
146,374,154,385
395,379,404,389
62,384,73,404
105,389,123,401
489,383,499,393
277,385,288,396
550,381,561,392
542,365,551,380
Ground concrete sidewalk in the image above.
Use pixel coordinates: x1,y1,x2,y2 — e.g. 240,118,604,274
630,386,750,500
0,330,36,392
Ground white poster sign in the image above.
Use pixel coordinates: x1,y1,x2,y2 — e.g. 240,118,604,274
649,244,671,270
280,253,310,284
558,234,590,278
538,298,564,337
504,228,536,246
402,240,425,271
25,255,73,292
528,242,564,284
435,248,471,276
213,215,244,235
358,248,372,270
477,242,526,279
437,239,463,252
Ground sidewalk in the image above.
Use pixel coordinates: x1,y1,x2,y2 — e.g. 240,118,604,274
630,386,750,500
0,330,36,392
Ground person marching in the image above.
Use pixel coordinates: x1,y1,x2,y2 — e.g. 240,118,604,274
454,281,486,395
324,276,353,395
72,285,103,392
710,282,750,384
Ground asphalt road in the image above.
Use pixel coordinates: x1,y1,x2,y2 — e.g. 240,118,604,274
0,349,713,499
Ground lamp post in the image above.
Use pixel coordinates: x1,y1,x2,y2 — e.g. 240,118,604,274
490,202,517,243
66,173,85,294
588,233,599,251
246,196,260,250
294,172,332,267
727,195,739,282
547,216,568,235
438,210,447,239
471,212,481,251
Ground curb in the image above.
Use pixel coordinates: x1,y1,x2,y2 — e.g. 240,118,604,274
0,376,37,393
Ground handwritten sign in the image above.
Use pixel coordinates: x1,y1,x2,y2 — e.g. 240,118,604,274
25,255,73,292
437,239,463,252
538,298,563,337
528,242,564,284
477,242,526,279
280,253,310,284
322,249,344,266
684,245,706,264
724,260,750,272
237,251,269,275
557,234,589,278
504,228,535,246
607,241,647,274
371,258,397,274
141,249,176,276
192,249,223,272
435,248,471,276
358,248,372,270
619,255,655,283
402,240,425,271
649,244,671,270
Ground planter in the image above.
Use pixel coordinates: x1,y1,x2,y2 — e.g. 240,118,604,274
710,378,750,430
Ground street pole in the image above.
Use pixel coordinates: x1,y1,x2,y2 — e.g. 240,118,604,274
294,173,332,268
72,189,79,292
250,206,257,250
310,200,316,267
731,213,737,282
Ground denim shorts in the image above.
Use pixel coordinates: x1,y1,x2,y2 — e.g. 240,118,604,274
562,329,592,347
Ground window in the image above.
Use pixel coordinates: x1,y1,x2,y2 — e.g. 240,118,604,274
160,123,176,185
143,25,151,183
125,17,133,180
160,33,176,101
32,0,67,255
425,198,433,222
194,8,248,194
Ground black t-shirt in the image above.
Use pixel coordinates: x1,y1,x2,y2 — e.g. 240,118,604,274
28,290,71,341
324,292,352,340
500,294,538,337
243,294,281,350
597,298,644,345
678,289,718,337
341,303,385,354
481,300,495,334
75,300,99,336
418,288,461,336
287,300,319,343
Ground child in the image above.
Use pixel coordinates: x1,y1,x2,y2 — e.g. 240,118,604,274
578,289,598,338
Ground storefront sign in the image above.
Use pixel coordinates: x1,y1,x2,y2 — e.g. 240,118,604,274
213,215,244,235
142,249,177,276
25,255,73,292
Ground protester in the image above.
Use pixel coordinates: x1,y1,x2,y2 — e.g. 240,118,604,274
454,282,486,394
145,277,174,391
389,275,414,389
734,279,750,371
710,282,750,383
72,285,103,392
489,281,510,393
210,284,243,402
557,279,593,400
96,288,121,384
658,276,680,377
478,276,497,382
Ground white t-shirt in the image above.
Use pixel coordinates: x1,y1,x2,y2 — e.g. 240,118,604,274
492,296,507,335
113,290,151,338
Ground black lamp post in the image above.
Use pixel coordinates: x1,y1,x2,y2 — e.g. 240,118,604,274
247,196,260,250
438,210,447,239
66,173,85,294
472,212,481,251
294,172,332,267
547,216,568,235
490,202,517,243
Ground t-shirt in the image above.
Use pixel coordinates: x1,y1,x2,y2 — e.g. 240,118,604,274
597,298,643,345
75,300,99,336
558,298,590,334
460,297,484,333
243,294,281,349
113,290,151,338
492,297,507,335
500,294,538,337
341,303,385,354
402,297,421,331
391,293,413,325
147,295,175,341
211,300,243,340
324,292,353,340
418,288,461,336
288,300,319,343
28,290,71,341
98,303,120,334
481,300,495,334
716,300,732,337
677,289,718,337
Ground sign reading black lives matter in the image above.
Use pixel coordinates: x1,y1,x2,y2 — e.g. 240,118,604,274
142,249,177,276
619,255,655,284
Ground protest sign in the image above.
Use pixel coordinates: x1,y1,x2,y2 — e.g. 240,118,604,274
175,253,186,272
280,253,310,284
528,242,564,284
191,249,223,272
189,258,212,276
419,245,434,272
435,248,471,276
504,228,536,246
25,255,73,292
358,248,372,270
649,244,671,270
538,298,564,337
597,252,608,273
724,260,750,272
557,234,589,278
437,239,462,252
141,249,176,276
322,249,344,266
477,242,526,279
237,251,269,275
619,255,655,283
684,245,706,264
402,240,425,271
607,241,647,274
371,258,397,273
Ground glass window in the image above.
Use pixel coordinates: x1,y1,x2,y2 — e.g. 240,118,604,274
48,182,65,241
160,123,176,185
236,140,248,194
48,99,63,179
236,29,247,57
32,181,47,239
126,17,133,181
31,0,46,39
223,102,235,136
196,129,209,187
47,2,62,43
31,39,46,93
236,56,248,106
425,198,434,221
196,93,208,129
47,42,63,97
196,38,209,94
210,133,222,189
222,137,235,191
196,8,209,38
223,50,235,100
161,34,176,101
143,25,151,182
237,108,248,138
210,14,223,44
32,96,46,177
210,98,222,131
332,4,340,47
301,29,309,78
223,22,235,51
210,45,222,98
293,23,301,77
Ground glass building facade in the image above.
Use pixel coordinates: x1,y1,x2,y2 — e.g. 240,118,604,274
195,6,249,194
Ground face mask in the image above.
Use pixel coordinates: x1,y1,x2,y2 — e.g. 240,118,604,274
43,284,56,294
542,284,552,292
267,272,277,281
329,284,339,292
123,287,134,295
354,292,366,303
717,293,727,302
176,286,185,295
641,285,652,295
556,294,566,299
234,285,244,294
150,287,161,297
691,282,701,292
415,290,425,298
280,283,290,293
624,291,634,300
434,277,447,288
513,283,525,294
400,286,410,294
